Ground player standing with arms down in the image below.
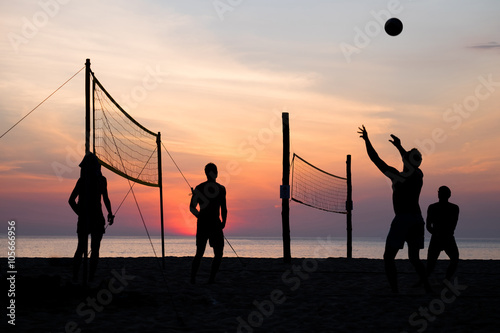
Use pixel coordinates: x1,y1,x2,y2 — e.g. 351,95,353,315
426,186,460,281
190,163,227,284
69,152,114,283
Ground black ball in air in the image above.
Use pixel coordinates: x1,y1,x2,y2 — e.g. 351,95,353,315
385,18,403,36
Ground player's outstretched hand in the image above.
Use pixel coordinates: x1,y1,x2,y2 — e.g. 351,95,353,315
389,134,401,147
358,125,368,141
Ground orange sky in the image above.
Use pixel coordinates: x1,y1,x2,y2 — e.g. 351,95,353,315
1,1,500,240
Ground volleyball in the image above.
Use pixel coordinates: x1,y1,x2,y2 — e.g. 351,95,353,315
384,18,403,36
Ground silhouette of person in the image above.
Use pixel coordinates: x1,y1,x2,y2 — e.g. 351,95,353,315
358,125,431,293
426,186,459,280
190,162,227,284
69,152,114,282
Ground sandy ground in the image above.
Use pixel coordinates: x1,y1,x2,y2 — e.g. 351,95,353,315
4,256,500,332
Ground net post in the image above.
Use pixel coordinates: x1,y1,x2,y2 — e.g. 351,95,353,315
85,58,91,154
157,132,165,269
92,78,96,154
282,112,291,263
83,58,91,287
346,154,353,259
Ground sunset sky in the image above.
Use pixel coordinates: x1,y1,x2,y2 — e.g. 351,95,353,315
1,0,499,241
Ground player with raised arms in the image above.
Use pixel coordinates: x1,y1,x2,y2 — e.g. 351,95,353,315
358,125,431,293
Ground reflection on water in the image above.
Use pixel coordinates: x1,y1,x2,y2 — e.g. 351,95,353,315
1,236,499,259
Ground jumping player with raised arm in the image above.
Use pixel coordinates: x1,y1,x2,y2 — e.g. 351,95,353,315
358,125,431,293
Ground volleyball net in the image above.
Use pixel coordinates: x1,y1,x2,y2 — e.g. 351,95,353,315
291,153,348,214
281,111,353,259
84,59,165,273
92,73,160,187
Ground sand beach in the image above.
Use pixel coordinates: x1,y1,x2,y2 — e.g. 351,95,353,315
6,257,500,332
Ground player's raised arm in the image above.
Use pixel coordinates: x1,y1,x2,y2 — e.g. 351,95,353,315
358,125,398,178
389,134,408,158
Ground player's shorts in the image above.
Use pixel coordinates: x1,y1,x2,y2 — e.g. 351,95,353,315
428,235,459,258
77,214,106,234
386,214,425,249
196,222,224,249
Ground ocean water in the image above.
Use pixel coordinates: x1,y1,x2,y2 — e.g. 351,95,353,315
2,235,500,260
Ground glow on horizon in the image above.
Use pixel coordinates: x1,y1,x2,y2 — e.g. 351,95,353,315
1,1,499,240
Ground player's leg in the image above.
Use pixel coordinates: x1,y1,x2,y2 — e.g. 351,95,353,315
72,232,87,281
383,245,399,293
426,236,441,277
89,232,103,281
191,233,208,284
384,217,405,293
209,230,224,284
444,237,459,280
407,220,432,292
408,244,432,292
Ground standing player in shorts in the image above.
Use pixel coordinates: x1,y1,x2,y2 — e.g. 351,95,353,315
426,186,460,281
69,152,114,283
358,125,431,293
190,163,227,284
